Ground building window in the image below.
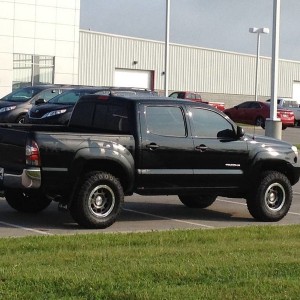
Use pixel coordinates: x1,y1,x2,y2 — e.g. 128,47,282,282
13,54,55,90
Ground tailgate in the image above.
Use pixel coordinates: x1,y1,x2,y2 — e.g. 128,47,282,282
0,127,28,172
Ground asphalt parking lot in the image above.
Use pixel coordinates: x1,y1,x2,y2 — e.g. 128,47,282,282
0,126,299,237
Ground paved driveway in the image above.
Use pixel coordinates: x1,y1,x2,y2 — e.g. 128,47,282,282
0,188,300,237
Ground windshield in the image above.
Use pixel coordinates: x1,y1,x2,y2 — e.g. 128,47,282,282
1,87,44,102
48,90,97,105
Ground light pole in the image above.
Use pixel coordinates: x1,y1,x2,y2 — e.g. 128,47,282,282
249,27,270,102
265,0,282,139
164,0,170,97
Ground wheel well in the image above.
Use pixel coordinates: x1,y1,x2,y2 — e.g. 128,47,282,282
16,113,26,122
78,160,132,193
257,161,297,185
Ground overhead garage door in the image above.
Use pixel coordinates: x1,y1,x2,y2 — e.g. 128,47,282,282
114,69,154,89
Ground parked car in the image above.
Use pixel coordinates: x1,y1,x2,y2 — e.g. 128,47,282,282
223,101,295,129
25,87,108,125
169,91,225,111
266,98,300,126
25,87,159,125
0,85,70,123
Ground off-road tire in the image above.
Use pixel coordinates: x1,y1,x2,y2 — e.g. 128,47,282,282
69,172,123,229
246,171,292,221
5,189,52,213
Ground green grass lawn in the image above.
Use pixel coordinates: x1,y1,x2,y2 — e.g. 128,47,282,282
1,225,300,299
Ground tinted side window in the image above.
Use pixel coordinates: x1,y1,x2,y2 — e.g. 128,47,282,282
93,103,129,133
249,102,261,109
238,102,251,109
189,107,234,138
69,102,94,127
38,89,60,101
146,106,186,137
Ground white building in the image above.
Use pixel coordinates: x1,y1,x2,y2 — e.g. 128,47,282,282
0,0,80,96
78,30,300,106
1,0,300,107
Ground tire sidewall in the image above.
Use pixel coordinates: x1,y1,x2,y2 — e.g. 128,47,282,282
71,172,123,228
248,171,292,221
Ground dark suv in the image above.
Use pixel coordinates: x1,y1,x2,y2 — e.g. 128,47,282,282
25,87,158,125
0,85,70,123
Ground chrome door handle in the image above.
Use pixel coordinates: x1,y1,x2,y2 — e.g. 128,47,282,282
195,144,208,152
146,143,159,150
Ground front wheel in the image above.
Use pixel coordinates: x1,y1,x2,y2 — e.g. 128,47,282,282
178,195,216,208
16,114,26,124
246,171,292,221
69,172,124,229
5,189,52,213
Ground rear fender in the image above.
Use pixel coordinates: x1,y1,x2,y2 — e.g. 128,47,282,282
69,144,135,193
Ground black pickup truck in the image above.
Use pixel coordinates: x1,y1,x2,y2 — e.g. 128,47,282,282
0,95,299,228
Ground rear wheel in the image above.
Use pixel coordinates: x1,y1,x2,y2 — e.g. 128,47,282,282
246,171,292,221
255,116,265,128
178,195,216,208
5,189,52,213
69,172,123,228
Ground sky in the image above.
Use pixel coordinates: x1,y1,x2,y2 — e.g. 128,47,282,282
80,0,300,62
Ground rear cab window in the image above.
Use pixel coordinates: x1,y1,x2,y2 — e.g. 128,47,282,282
70,99,130,133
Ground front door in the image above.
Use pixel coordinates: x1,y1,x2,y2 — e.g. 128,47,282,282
188,106,249,190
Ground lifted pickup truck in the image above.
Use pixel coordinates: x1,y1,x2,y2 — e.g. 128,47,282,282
169,91,225,111
0,95,299,228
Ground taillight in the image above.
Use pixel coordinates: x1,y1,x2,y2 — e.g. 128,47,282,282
26,140,41,166
97,95,109,101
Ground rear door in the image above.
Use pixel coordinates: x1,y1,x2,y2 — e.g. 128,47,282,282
137,104,195,192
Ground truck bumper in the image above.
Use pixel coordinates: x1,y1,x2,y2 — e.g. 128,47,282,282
0,168,41,189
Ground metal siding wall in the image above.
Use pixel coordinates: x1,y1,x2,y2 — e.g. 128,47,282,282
79,30,300,97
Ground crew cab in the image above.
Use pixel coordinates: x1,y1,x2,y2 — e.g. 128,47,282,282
169,91,225,111
0,95,299,228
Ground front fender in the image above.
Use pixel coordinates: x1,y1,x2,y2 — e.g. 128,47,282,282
247,146,300,185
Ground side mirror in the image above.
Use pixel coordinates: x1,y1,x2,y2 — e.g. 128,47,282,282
35,98,46,105
236,126,245,138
